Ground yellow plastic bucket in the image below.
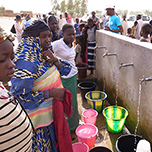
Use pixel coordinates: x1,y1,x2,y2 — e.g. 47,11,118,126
103,106,128,134
85,91,107,113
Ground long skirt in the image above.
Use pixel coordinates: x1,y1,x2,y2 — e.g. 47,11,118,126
87,41,96,71
61,74,79,131
32,122,58,152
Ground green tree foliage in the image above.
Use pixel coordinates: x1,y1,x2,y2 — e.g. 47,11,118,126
50,0,88,17
74,0,81,16
50,0,60,13
67,0,74,17
143,10,152,17
96,10,102,15
116,9,128,17
60,0,66,13
130,11,142,15
0,6,5,13
80,0,88,16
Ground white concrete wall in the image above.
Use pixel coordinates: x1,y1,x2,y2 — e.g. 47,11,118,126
96,30,152,143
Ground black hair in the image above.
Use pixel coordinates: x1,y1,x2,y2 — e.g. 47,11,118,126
141,23,152,35
127,28,132,34
87,18,94,23
47,15,56,23
62,24,74,32
134,21,138,26
137,14,142,19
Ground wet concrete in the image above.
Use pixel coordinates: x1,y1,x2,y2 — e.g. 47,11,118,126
72,72,126,152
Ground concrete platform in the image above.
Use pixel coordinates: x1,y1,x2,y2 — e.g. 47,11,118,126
73,72,127,152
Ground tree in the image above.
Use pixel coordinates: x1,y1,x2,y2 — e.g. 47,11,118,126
0,6,5,13
95,10,102,15
60,0,66,13
143,10,152,17
67,0,74,17
80,0,88,16
116,9,128,17
50,0,60,13
130,11,142,15
74,0,81,17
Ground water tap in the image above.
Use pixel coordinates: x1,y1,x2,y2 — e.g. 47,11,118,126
140,75,152,84
102,52,117,57
119,63,134,69
94,44,106,49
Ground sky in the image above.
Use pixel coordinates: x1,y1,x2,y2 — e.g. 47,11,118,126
0,0,152,15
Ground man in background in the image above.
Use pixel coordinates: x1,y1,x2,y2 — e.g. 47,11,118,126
105,5,123,34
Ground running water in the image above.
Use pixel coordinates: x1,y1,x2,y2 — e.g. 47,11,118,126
134,80,142,151
135,80,142,135
115,70,120,106
97,126,109,144
102,61,106,92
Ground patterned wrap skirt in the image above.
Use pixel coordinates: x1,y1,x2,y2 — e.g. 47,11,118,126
30,65,63,152
87,41,96,70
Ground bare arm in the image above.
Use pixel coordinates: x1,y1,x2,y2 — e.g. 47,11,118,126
105,25,123,33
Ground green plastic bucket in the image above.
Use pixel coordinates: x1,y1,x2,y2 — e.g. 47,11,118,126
103,106,128,134
85,91,107,113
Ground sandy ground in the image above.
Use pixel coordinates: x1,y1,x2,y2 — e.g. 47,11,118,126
0,17,126,152
0,17,21,48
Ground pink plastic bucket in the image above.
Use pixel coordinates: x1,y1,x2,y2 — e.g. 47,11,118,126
72,142,89,152
76,124,98,150
82,109,98,125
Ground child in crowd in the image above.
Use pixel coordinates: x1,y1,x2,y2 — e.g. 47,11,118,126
82,18,98,75
78,22,88,64
0,27,33,151
75,34,83,64
126,28,135,38
140,23,152,43
74,18,81,35
52,24,79,139
79,22,86,33
132,21,138,37
47,15,59,42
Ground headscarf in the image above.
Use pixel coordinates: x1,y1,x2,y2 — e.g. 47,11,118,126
0,26,15,43
64,12,72,24
11,19,53,110
11,18,71,110
22,18,50,37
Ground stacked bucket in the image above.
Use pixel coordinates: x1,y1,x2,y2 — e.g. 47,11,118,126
73,81,129,152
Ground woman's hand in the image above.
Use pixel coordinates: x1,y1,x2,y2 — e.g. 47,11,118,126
42,50,58,63
48,88,65,101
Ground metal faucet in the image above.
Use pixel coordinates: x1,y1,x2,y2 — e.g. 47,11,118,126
119,63,134,69
140,75,152,84
94,44,106,50
102,52,117,57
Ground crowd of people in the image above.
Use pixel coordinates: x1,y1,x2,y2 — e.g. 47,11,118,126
0,4,152,152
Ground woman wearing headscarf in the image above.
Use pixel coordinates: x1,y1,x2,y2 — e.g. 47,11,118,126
64,12,72,24
10,19,73,152
47,15,59,42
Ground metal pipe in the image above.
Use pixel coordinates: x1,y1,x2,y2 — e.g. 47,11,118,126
119,63,134,69
140,75,152,84
94,45,106,50
102,52,117,57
